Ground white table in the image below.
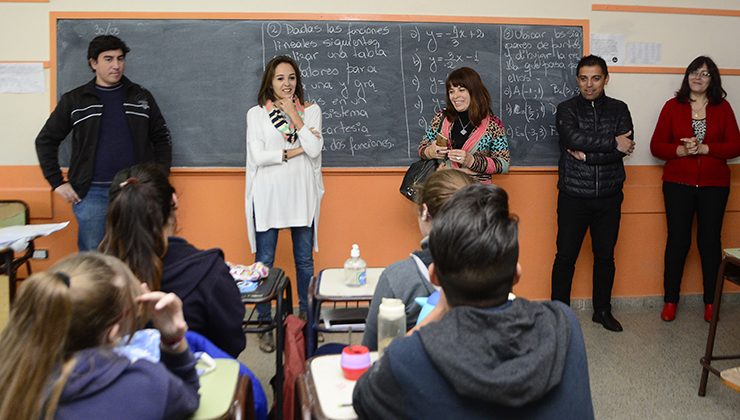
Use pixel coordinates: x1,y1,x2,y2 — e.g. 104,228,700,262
300,352,379,420
317,267,385,298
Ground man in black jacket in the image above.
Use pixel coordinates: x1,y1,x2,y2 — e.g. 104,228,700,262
35,35,171,251
551,55,634,332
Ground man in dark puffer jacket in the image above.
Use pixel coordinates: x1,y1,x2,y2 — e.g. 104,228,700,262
551,55,634,332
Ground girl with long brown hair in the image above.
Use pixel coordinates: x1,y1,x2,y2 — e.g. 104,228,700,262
100,163,246,357
0,252,198,419
246,55,324,352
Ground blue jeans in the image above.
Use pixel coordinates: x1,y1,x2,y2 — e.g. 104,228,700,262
255,225,314,321
72,184,109,251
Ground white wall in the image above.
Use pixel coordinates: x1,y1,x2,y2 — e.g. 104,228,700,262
1,0,738,165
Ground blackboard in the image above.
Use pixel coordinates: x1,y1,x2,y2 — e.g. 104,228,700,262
56,16,584,168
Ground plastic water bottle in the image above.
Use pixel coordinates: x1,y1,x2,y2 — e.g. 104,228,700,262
344,244,367,287
377,298,406,357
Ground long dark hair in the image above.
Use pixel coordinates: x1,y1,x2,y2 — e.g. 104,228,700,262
675,56,726,105
442,67,492,127
257,55,305,106
99,163,175,290
0,253,141,420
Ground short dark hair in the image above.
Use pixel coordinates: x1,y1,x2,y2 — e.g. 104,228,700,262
429,184,519,307
442,67,492,128
675,56,726,105
257,55,305,106
87,35,129,64
576,54,608,77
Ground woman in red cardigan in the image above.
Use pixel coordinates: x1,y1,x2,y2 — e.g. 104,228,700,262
650,56,740,322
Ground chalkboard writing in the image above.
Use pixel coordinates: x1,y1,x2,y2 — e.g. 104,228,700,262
56,18,583,167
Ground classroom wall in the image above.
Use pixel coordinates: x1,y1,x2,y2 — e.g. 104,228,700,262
2,0,739,303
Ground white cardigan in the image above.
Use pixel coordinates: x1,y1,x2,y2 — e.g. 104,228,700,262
244,104,324,253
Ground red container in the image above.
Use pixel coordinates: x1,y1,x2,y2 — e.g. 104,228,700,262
341,345,371,380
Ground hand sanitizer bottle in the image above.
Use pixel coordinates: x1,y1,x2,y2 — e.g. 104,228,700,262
344,244,367,287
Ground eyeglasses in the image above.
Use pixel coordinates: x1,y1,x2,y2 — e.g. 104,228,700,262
689,70,711,79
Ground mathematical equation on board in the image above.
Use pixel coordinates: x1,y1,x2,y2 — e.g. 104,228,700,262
500,27,581,143
71,20,582,166
404,25,487,136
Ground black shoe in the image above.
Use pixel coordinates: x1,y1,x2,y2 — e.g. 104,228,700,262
592,310,623,332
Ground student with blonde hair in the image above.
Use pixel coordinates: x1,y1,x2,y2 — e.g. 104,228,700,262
0,252,199,419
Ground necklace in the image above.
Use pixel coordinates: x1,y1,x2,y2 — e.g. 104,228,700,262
691,98,708,119
458,116,472,135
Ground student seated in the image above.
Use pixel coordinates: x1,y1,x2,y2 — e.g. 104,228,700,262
353,184,594,419
363,169,475,350
0,252,199,419
100,163,246,358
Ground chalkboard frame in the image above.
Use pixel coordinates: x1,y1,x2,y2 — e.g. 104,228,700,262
50,12,589,172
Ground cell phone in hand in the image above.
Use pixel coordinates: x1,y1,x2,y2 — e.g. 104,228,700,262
435,132,449,148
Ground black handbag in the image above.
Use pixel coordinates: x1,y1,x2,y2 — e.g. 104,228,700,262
399,159,438,202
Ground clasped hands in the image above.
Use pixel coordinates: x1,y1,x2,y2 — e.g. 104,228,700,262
678,137,708,157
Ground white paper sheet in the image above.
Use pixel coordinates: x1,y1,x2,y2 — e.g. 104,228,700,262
590,34,625,65
0,63,45,93
0,222,69,251
626,42,662,65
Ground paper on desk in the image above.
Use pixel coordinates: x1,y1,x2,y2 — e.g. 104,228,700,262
0,222,69,251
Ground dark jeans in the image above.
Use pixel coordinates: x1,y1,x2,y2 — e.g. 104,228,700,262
551,191,623,312
255,224,314,321
662,182,729,304
72,184,109,251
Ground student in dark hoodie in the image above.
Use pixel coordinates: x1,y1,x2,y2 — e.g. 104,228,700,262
100,163,246,358
0,252,199,420
353,184,594,419
363,169,475,350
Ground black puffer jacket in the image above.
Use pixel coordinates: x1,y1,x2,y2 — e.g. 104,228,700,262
556,94,633,198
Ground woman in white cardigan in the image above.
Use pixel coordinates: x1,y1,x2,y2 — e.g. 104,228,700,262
245,56,324,352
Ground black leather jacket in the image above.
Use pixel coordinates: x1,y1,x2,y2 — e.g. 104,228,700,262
556,93,633,198
35,76,172,198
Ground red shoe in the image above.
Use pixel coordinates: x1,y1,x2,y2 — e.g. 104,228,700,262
704,304,714,323
661,303,677,322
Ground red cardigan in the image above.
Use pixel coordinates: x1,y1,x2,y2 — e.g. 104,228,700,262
650,97,740,187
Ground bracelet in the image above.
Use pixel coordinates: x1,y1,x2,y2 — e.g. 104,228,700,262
282,149,288,162
160,335,185,352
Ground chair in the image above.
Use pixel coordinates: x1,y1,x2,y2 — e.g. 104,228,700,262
0,200,34,302
1,248,12,330
698,248,740,396
241,268,293,420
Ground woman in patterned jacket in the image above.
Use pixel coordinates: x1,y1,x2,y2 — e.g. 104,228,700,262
418,67,510,183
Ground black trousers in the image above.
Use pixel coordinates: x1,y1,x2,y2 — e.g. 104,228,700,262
662,182,729,304
551,191,623,311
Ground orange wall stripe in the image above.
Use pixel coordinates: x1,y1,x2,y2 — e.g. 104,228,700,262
592,4,740,17
610,66,740,76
